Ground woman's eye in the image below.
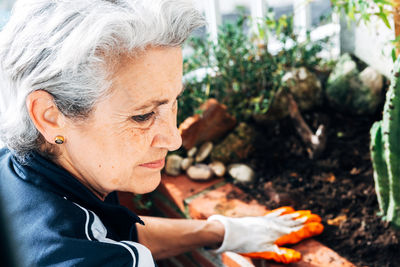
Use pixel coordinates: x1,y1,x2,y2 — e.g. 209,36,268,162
132,111,155,123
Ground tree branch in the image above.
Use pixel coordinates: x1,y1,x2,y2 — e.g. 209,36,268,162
287,93,327,159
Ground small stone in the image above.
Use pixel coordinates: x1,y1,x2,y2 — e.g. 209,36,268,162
187,164,214,180
227,164,255,184
211,123,255,164
181,157,194,171
298,67,308,80
187,147,197,158
359,66,383,95
195,142,213,162
326,54,383,115
263,182,296,206
327,215,347,226
263,182,280,203
164,154,183,176
255,67,322,122
208,161,226,177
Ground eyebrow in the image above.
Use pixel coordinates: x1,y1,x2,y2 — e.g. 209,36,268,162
132,84,185,111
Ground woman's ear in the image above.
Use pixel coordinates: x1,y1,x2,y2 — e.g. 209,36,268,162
26,90,64,144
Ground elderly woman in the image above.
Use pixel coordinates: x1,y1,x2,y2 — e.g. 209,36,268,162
0,0,323,266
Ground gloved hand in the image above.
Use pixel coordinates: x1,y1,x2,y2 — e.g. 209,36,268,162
207,206,323,264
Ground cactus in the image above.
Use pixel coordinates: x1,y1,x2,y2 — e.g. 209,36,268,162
370,122,389,215
370,56,400,228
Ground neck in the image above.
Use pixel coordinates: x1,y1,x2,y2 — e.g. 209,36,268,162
54,155,108,201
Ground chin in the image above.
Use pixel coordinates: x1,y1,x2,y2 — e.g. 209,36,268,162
130,171,162,194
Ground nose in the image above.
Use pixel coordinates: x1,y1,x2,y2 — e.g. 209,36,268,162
151,113,182,151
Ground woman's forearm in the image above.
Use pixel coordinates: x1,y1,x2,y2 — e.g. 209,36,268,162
137,216,225,259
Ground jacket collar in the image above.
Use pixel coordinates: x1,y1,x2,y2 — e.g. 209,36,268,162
10,150,144,238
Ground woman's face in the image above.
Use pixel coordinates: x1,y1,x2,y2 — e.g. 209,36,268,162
58,47,183,198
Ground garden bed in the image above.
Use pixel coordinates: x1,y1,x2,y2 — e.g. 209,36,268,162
236,107,400,267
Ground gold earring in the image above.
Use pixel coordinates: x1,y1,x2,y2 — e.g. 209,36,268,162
54,136,64,144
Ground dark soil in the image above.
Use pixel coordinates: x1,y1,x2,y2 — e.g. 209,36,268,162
237,108,400,267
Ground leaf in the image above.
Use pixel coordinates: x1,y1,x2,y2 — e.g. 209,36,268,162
392,34,400,44
377,7,391,29
379,13,391,29
374,0,392,5
327,215,347,226
392,48,397,63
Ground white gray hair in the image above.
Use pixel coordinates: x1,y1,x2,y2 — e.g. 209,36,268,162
0,0,205,159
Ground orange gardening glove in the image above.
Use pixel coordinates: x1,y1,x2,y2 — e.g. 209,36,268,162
207,207,324,264
240,207,324,263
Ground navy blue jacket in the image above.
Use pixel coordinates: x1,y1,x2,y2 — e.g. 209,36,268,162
0,148,155,267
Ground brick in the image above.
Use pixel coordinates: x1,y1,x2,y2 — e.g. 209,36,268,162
151,191,187,219
153,174,356,267
187,183,268,219
185,183,355,267
179,98,237,150
157,249,224,267
156,253,199,267
117,191,153,216
191,249,224,267
265,239,355,267
221,252,255,267
158,173,224,213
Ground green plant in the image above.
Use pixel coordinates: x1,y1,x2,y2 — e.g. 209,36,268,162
331,0,392,26
370,55,400,229
331,0,400,60
132,194,153,211
260,15,325,70
180,13,325,123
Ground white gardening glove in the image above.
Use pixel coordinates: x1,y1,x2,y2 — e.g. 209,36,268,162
207,207,324,264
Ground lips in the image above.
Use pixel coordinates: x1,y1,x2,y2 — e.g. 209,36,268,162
139,158,165,169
